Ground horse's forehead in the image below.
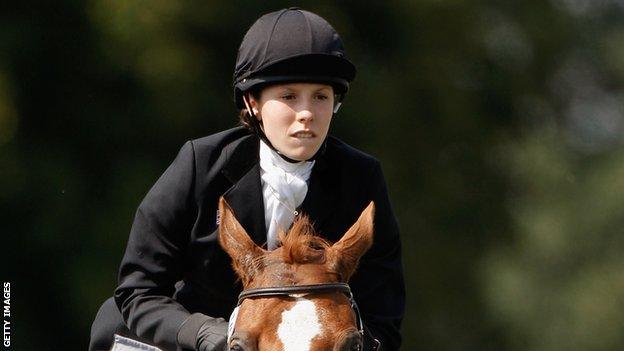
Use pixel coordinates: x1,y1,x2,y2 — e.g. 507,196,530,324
277,298,322,351
258,260,337,286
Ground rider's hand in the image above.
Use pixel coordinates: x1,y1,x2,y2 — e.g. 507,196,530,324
195,317,228,351
177,313,229,351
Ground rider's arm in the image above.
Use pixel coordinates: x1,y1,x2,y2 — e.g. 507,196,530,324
114,141,226,351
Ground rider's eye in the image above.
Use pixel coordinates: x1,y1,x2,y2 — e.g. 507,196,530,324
316,94,328,100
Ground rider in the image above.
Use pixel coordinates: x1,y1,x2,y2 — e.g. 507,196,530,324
89,7,405,351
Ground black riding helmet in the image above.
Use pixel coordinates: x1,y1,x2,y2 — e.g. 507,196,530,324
233,7,356,162
233,7,356,109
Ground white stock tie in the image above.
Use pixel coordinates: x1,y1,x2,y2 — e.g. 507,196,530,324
259,140,314,250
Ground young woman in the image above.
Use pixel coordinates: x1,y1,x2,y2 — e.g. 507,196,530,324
89,7,405,351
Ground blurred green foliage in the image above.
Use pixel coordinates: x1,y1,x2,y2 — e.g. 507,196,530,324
1,1,624,350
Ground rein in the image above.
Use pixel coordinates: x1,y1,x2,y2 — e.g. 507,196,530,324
228,282,380,350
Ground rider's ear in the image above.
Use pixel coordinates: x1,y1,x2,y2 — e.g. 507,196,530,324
329,201,375,281
218,197,266,286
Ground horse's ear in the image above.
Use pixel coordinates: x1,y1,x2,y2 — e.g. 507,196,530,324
218,197,265,286
329,201,375,281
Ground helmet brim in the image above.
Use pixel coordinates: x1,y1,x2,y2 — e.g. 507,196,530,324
233,53,355,108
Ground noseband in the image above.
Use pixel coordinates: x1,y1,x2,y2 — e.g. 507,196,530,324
228,282,380,350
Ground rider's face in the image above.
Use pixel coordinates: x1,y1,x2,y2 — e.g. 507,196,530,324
249,83,335,161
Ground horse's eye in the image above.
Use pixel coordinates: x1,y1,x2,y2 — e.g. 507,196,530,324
339,338,361,351
348,338,363,351
339,332,362,351
230,344,244,351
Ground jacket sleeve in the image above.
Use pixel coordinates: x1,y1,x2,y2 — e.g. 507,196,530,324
351,160,406,351
114,141,212,351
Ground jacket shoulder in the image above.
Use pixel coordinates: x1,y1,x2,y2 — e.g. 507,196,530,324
186,126,252,161
325,135,380,169
184,126,259,182
191,126,251,151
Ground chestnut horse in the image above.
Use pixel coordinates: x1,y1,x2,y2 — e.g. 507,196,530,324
218,198,375,351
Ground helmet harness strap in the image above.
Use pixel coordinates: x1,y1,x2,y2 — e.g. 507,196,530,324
242,92,333,163
333,98,342,114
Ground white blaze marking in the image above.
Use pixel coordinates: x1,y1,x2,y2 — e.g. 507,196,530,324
277,298,321,351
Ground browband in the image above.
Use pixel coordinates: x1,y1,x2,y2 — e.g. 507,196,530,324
237,282,352,305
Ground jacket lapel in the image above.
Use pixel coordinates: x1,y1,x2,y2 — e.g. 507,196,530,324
219,133,338,246
298,151,338,237
220,135,267,247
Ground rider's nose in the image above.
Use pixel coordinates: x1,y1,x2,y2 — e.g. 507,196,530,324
297,109,313,124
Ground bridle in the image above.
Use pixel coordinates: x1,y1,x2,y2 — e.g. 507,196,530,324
227,282,380,350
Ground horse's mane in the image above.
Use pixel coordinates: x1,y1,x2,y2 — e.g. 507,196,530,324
244,215,332,284
277,214,330,264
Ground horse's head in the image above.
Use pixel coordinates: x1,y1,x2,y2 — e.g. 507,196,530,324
218,198,375,351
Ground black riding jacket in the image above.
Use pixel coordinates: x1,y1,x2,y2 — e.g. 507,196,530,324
114,127,405,350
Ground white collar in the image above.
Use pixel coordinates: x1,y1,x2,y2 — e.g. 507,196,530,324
259,140,315,174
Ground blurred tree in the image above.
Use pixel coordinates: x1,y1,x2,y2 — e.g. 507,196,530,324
481,126,624,351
